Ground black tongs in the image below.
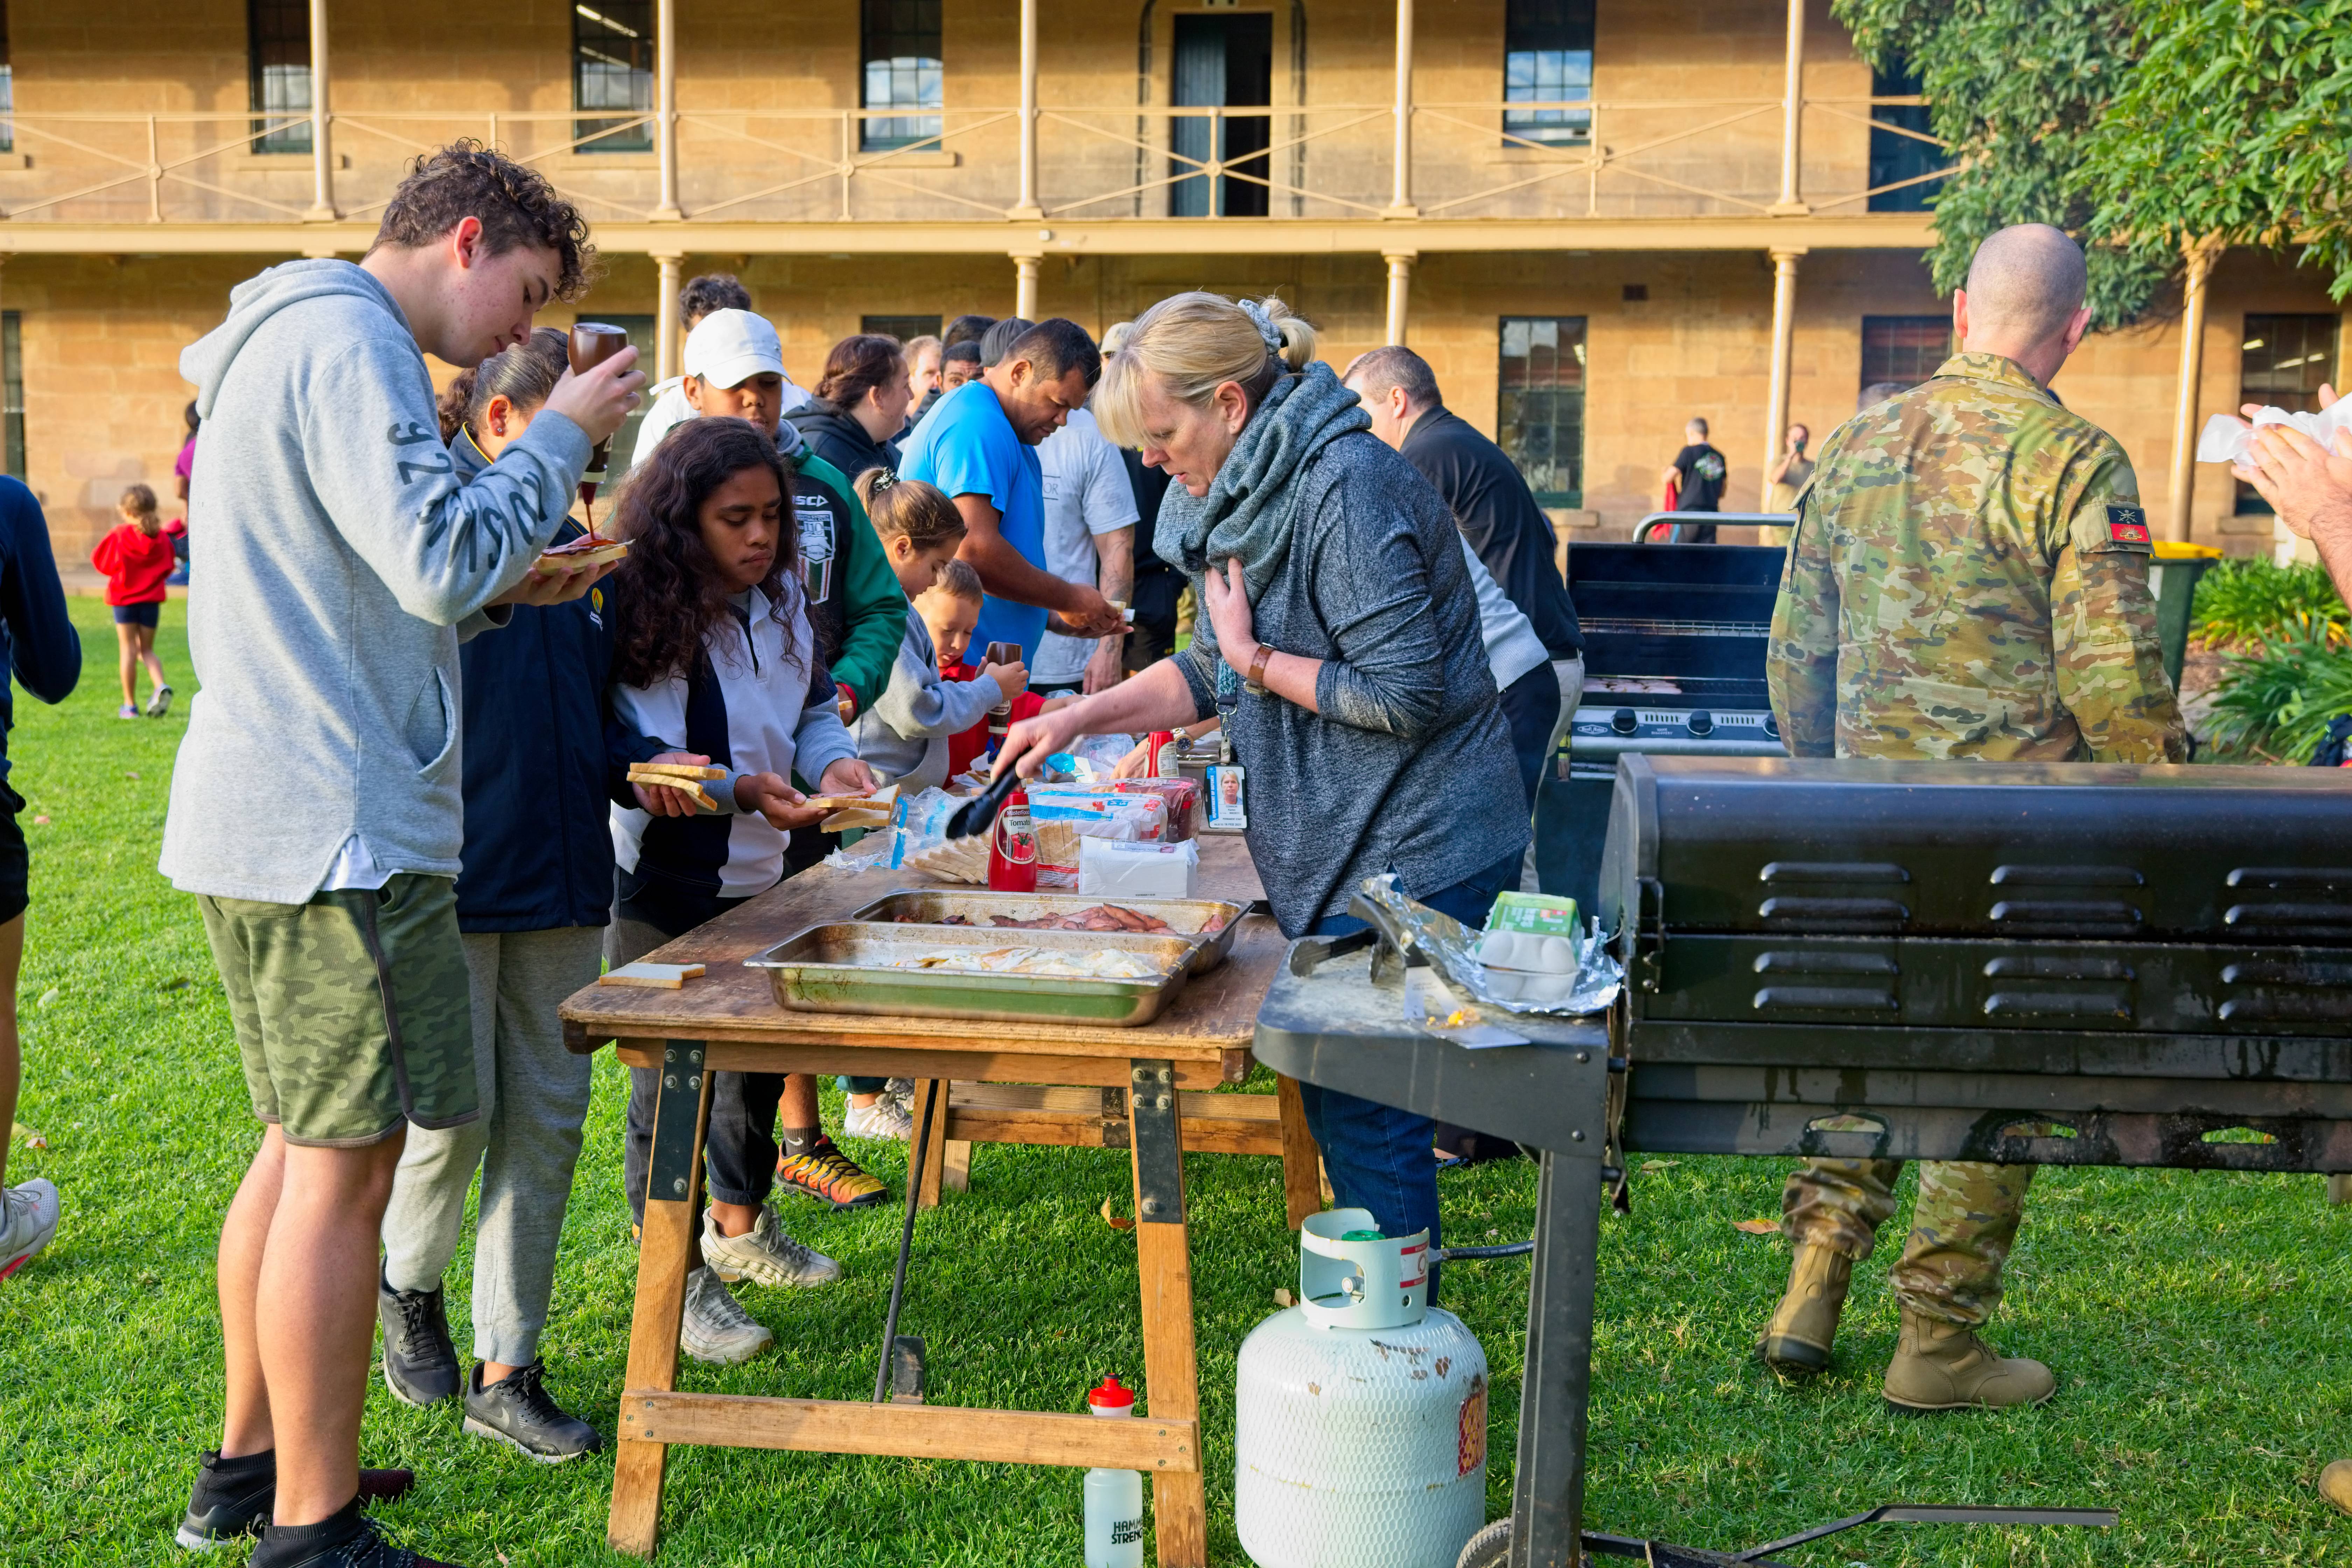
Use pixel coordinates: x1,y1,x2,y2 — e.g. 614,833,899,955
944,762,1023,840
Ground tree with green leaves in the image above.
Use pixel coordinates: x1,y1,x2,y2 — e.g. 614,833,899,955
1833,0,2352,327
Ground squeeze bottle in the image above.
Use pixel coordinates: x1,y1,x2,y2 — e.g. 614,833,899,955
1083,1376,1144,1568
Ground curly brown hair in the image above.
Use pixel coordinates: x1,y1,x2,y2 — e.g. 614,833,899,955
609,418,803,688
371,141,596,302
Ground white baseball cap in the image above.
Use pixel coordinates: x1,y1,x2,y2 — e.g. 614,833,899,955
684,308,786,389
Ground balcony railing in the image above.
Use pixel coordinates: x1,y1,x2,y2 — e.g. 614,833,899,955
0,98,1951,230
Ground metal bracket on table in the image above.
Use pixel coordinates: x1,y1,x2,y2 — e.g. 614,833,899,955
1129,1059,1186,1224
646,1040,706,1203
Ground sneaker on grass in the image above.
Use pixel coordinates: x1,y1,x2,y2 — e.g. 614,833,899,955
116,703,140,720
176,1449,415,1551
843,1094,914,1142
147,683,174,718
681,1266,776,1365
462,1360,604,1462
885,1077,918,1111
376,1265,461,1407
775,1136,888,1208
701,1203,842,1287
0,1178,59,1281
246,1499,455,1568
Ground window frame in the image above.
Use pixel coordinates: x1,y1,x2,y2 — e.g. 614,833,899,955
1858,315,1953,393
247,0,314,157
1502,0,1594,148
1497,314,1587,509
860,0,944,154
1866,62,1944,213
2,311,23,481
574,0,656,155
861,315,943,344
2234,313,2340,516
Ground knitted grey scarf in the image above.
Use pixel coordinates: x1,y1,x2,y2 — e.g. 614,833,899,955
1154,361,1371,600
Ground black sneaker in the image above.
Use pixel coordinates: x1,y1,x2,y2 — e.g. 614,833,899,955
462,1360,605,1462
377,1265,461,1407
249,1498,458,1568
175,1450,415,1550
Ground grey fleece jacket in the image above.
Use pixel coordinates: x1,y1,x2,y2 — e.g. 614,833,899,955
850,608,1002,789
162,260,590,903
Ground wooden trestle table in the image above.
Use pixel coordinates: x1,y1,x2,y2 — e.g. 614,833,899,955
559,836,1314,1563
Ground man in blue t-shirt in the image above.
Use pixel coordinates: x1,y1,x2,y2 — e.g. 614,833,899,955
898,318,1126,660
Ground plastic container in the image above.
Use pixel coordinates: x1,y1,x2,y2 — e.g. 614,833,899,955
987,789,1039,892
1084,1377,1145,1568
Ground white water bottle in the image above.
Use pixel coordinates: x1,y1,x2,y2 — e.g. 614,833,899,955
1083,1376,1144,1568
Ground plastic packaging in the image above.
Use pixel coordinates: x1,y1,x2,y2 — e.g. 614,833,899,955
1079,837,1200,898
1083,1378,1145,1568
1357,873,1623,1017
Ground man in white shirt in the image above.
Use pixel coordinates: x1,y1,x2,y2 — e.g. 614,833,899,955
1028,405,1142,696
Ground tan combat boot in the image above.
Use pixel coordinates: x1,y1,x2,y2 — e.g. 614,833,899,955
2320,1460,2352,1515
1756,1244,1852,1375
1882,1309,2055,1411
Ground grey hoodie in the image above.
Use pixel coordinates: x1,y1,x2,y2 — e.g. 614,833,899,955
161,260,590,903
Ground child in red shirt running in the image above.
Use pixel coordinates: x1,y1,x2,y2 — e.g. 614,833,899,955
90,483,175,719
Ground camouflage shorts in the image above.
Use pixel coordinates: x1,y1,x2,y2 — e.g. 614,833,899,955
199,873,477,1148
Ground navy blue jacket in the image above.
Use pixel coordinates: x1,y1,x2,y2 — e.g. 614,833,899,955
0,479,82,784
449,433,632,933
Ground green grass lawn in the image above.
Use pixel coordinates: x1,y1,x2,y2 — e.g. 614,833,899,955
6,594,2352,1566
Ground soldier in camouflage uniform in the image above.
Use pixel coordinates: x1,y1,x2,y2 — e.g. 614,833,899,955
1759,223,2184,1412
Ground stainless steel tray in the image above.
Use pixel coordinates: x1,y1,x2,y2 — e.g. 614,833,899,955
842,889,1248,975
747,922,1197,1027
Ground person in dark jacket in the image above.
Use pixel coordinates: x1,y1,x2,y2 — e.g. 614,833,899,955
787,332,912,482
375,331,674,1462
1003,293,1527,1301
0,476,81,1283
1344,345,1586,894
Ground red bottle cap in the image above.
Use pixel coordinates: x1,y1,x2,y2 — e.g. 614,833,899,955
1087,1376,1136,1409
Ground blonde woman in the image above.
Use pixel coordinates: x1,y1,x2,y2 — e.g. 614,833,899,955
995,293,1525,1294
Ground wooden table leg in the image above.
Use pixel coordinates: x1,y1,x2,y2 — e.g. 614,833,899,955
1129,1059,1207,1568
610,1041,715,1559
1274,1072,1322,1231
941,1136,973,1192
915,1079,950,1210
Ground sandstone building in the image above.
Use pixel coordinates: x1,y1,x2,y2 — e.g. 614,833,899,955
0,0,2341,560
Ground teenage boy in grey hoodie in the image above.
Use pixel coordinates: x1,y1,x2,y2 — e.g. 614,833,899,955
164,144,643,1568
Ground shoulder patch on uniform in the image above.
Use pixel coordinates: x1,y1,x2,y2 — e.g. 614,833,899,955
2105,504,2151,547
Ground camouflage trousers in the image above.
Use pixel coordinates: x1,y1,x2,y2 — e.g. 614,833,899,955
200,873,478,1148
1780,1158,2034,1328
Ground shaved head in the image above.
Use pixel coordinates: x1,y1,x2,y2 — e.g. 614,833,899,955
1962,224,2088,344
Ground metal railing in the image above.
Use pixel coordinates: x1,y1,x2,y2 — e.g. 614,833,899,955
0,97,1951,229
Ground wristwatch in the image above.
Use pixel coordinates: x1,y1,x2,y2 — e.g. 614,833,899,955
1244,643,1275,696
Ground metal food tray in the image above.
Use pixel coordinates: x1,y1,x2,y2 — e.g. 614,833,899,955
842,889,1249,975
747,922,1198,1028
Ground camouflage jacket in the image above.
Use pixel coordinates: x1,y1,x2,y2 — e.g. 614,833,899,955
1768,352,2185,763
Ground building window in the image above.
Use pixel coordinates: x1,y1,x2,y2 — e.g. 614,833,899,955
862,0,943,153
1860,315,1951,393
862,315,941,344
1169,14,1273,218
0,0,14,156
1498,316,1586,507
1867,61,1944,213
2,312,22,480
2236,314,2340,515
248,0,313,156
575,1,654,153
1503,0,1594,147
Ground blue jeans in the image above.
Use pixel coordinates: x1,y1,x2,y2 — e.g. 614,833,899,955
1296,848,1522,1304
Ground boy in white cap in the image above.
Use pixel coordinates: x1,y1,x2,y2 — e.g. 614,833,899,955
631,306,812,468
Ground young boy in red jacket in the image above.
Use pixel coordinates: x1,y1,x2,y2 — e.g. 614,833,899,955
91,483,176,719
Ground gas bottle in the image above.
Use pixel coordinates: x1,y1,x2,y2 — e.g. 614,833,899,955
1234,1210,1489,1568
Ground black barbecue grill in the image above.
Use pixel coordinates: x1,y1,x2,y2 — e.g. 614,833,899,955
1260,753,2352,1568
1542,542,1787,910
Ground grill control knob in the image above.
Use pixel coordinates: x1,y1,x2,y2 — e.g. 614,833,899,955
1687,710,1715,737
1763,713,1781,740
1610,707,1639,735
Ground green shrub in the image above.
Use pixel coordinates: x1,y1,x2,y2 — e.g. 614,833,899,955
2191,555,2346,650
2204,614,2352,761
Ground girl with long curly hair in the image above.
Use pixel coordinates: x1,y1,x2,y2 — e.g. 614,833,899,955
604,416,887,1363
